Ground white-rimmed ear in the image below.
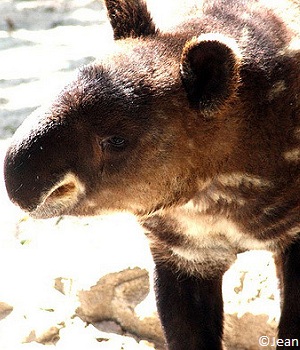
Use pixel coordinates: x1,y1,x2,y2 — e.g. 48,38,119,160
104,0,157,40
180,33,241,113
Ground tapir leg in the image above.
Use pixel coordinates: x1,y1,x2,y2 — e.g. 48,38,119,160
277,240,300,348
154,263,224,350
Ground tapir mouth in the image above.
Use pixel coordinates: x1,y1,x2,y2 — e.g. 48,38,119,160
30,172,86,219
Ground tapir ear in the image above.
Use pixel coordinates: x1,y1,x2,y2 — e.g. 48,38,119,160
104,0,157,40
180,34,241,113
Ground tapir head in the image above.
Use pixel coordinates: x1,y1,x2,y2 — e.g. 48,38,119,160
4,0,241,218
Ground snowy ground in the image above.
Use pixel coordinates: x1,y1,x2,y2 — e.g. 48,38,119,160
0,1,281,349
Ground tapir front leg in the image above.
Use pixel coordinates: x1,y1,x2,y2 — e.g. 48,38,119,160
154,262,224,350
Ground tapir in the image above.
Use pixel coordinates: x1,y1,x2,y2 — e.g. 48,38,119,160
3,0,300,349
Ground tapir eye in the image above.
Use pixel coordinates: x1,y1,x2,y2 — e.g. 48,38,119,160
108,136,126,147
101,136,126,151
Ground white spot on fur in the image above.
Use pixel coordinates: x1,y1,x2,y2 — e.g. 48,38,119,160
267,80,286,101
168,190,285,277
283,148,300,162
217,173,271,189
209,191,246,206
170,211,282,278
239,27,250,47
294,128,300,140
285,224,300,238
174,173,272,253
172,244,234,266
175,210,271,252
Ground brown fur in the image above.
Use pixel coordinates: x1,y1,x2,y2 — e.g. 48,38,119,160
4,0,300,349
104,0,157,39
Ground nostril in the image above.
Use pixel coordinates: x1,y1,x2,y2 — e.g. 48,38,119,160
5,171,86,218
39,172,86,215
46,182,77,201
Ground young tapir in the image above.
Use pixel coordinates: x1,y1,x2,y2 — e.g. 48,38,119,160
3,0,300,348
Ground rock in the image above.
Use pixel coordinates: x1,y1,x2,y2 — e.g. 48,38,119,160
224,313,277,350
77,267,164,347
24,326,61,345
57,316,156,350
0,302,13,320
54,277,74,296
